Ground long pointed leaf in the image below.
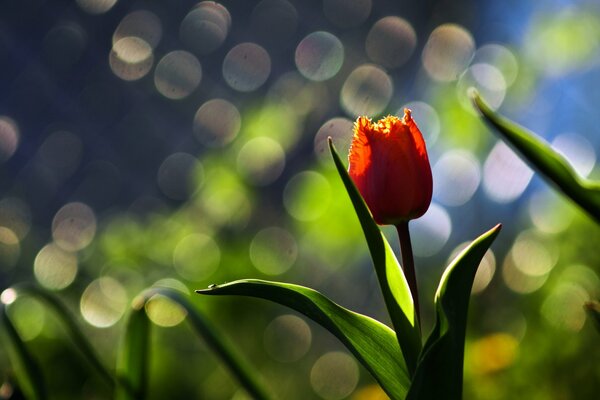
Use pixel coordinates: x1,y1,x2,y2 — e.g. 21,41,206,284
471,89,600,223
1,302,47,400
328,138,421,372
407,224,501,400
14,284,115,386
153,288,272,400
116,296,150,400
197,279,411,400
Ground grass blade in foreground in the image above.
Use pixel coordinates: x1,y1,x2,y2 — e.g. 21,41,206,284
153,288,272,400
197,279,411,399
116,296,151,400
471,89,600,223
329,138,421,373
13,284,115,387
407,224,501,400
1,301,47,400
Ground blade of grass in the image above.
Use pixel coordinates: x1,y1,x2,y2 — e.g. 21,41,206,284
14,284,115,387
471,89,600,223
329,138,421,373
197,279,411,400
146,288,272,400
1,301,47,400
407,224,501,400
115,296,151,400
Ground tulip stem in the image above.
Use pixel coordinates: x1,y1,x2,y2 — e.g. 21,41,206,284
396,222,421,329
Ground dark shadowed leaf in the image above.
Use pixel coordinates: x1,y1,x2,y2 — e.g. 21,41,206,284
197,279,411,399
154,288,272,400
584,301,600,334
116,296,151,400
407,224,501,400
0,302,46,400
471,89,600,223
328,138,421,373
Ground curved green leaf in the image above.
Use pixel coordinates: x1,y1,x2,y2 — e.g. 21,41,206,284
471,89,600,223
197,279,411,400
328,138,421,373
116,296,151,400
150,288,272,400
1,302,47,400
13,284,115,387
407,224,501,400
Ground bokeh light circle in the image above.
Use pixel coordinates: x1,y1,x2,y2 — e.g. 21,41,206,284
483,142,533,203
76,0,117,14
193,99,241,147
250,227,297,275
340,64,392,117
0,197,31,240
473,44,519,87
34,244,77,290
52,202,97,252
173,233,220,281
145,294,187,327
180,1,231,55
313,117,354,166
366,16,417,68
457,63,506,112
433,150,481,206
263,314,311,362
222,43,271,92
154,50,202,99
283,171,332,221
422,24,475,82
551,133,596,177
0,116,19,162
113,10,162,49
236,137,285,186
295,31,344,81
80,277,128,328
157,152,202,200
0,227,20,272
310,351,360,399
410,203,452,257
109,37,154,81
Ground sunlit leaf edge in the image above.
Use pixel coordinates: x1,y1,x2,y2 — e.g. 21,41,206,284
328,137,421,373
197,279,411,399
471,89,600,223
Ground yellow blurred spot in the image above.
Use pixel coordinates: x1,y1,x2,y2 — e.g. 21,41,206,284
468,333,518,375
351,384,390,400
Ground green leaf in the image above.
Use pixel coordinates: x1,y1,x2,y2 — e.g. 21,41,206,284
197,279,411,400
116,296,151,400
407,224,501,400
13,284,115,387
0,301,47,400
154,288,272,400
328,138,421,372
584,300,600,334
471,89,600,223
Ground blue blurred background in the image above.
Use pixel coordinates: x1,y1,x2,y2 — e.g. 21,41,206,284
1,0,599,398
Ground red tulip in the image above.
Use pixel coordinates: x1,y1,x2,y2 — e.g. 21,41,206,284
348,109,433,225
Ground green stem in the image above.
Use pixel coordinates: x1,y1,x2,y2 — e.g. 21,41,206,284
396,222,421,329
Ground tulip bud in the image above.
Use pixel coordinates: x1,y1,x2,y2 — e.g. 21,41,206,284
348,109,433,225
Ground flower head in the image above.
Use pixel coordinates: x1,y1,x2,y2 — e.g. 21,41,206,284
348,109,432,225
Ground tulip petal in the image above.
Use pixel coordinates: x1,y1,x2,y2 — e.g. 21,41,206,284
331,138,422,373
407,224,501,400
471,89,600,224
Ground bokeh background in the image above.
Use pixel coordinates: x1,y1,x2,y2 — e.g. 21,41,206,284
1,0,600,398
